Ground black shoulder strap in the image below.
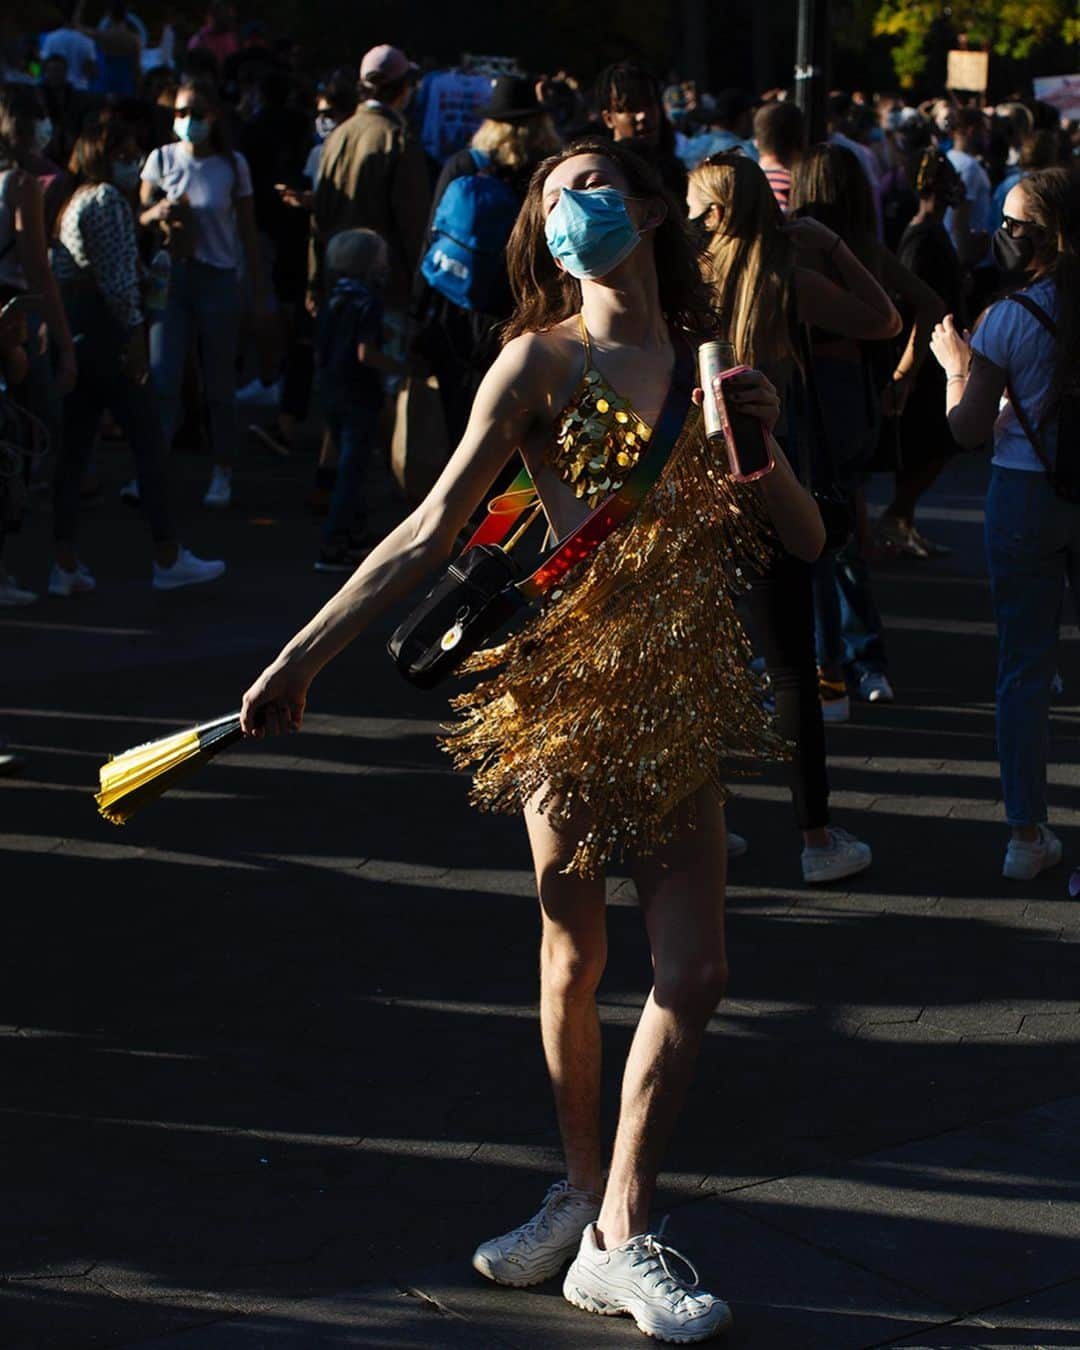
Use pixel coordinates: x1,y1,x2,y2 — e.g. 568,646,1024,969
1008,291,1058,337
1004,291,1060,476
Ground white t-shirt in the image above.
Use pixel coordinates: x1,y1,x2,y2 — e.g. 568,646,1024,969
141,142,253,271
40,27,98,91
971,277,1059,472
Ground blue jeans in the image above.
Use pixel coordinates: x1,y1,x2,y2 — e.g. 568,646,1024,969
985,466,1080,827
321,384,381,543
149,259,240,462
814,536,889,681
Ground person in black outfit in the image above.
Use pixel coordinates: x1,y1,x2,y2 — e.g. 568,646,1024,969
412,76,561,447
592,62,687,205
879,149,967,555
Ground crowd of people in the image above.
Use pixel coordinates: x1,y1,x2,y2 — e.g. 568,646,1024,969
3,7,1080,1338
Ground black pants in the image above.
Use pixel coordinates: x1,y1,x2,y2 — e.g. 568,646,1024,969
739,550,830,832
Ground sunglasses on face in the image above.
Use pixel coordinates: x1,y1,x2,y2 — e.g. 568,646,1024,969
1002,213,1041,238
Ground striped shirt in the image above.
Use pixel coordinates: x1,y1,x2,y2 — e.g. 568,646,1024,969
760,158,792,213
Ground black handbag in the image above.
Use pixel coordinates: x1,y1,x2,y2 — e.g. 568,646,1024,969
388,337,694,689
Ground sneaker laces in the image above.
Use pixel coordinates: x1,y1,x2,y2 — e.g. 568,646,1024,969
509,1181,591,1249
826,827,858,848
627,1218,701,1300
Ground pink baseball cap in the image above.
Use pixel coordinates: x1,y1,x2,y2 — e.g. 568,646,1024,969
359,44,418,86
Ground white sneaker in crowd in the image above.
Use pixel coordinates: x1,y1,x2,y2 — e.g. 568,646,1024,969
801,827,872,885
203,466,232,509
564,1220,733,1344
236,377,281,407
48,561,96,597
119,478,141,505
152,547,226,592
0,570,38,606
727,831,749,860
1002,825,1063,881
472,1180,601,1288
858,671,894,704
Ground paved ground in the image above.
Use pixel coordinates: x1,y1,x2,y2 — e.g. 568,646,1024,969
1,430,1079,1349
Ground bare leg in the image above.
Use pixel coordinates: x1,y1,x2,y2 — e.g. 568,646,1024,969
596,786,729,1248
524,789,608,1197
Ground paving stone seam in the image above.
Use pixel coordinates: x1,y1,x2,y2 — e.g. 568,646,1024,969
399,1280,523,1349
865,1269,1080,1347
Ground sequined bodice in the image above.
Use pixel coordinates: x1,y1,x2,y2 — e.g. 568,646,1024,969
551,316,654,502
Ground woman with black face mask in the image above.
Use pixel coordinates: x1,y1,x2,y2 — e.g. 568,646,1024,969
930,167,1080,884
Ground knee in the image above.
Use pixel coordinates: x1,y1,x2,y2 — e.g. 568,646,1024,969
541,936,607,1004
653,956,729,1018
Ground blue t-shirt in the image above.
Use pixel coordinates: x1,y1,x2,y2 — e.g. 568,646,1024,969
971,277,1059,472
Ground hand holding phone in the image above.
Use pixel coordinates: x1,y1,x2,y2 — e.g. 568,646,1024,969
709,365,775,483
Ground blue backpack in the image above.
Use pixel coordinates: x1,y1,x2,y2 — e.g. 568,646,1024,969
420,150,520,312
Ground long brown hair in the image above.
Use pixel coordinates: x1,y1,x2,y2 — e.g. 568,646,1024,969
690,152,795,369
1018,167,1080,421
502,139,717,343
789,142,879,274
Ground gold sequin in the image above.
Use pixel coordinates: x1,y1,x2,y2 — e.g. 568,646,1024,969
442,403,784,879
550,361,650,503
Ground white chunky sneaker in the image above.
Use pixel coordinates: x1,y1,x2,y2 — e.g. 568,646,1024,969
564,1220,733,1344
801,827,872,885
152,547,226,591
48,561,96,597
203,466,232,509
472,1180,600,1287
1003,825,1063,881
858,671,894,704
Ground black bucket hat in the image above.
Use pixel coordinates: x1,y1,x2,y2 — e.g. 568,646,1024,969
478,75,542,121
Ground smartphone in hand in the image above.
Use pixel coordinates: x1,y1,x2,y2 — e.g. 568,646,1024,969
711,365,775,483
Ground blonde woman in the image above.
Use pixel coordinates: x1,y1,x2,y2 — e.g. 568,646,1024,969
413,76,561,444
688,150,900,881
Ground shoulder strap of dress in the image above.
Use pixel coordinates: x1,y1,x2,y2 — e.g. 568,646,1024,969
577,312,592,366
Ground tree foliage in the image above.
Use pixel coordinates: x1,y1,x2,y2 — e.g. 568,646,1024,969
873,0,1080,86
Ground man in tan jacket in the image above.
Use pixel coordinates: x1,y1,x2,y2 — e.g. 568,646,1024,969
307,44,431,324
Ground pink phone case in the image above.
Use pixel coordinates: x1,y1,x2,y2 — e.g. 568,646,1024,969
714,365,775,484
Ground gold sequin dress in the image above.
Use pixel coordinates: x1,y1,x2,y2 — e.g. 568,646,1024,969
442,318,785,877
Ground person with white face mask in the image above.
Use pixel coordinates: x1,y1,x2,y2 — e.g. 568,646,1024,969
51,121,225,596
240,140,824,1344
139,75,267,510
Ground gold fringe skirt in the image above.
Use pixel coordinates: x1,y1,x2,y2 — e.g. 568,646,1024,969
441,406,787,878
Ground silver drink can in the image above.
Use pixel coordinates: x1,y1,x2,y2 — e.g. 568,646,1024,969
698,340,737,442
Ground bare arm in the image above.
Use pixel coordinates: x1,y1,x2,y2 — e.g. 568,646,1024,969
13,172,76,393
878,248,944,413
715,371,825,562
758,436,825,562
929,314,1004,449
879,249,942,378
789,217,901,341
240,334,556,736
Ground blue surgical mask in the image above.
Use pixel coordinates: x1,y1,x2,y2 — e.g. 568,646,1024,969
544,186,642,280
112,160,141,191
315,113,335,142
173,115,211,147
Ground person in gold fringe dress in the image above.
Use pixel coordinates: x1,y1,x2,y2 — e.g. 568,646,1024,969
240,140,824,1344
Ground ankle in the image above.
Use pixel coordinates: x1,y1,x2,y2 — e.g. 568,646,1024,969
803,827,831,849
1012,825,1041,843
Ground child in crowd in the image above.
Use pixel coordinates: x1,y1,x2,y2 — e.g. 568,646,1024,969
314,227,401,572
